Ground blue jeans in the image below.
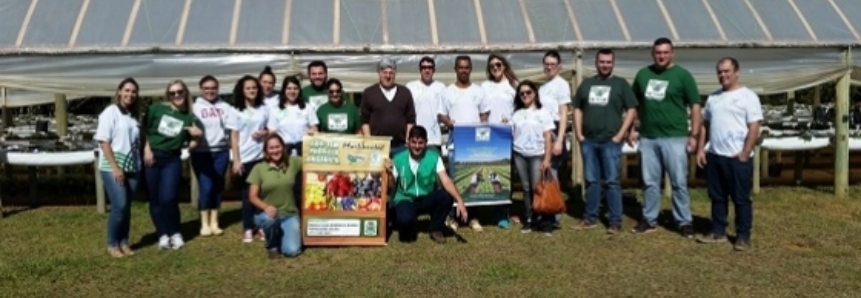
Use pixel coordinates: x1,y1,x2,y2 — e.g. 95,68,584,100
393,189,454,242
144,151,182,237
190,150,230,210
253,212,302,257
102,171,139,247
581,139,623,226
241,160,261,231
706,153,753,240
638,137,692,227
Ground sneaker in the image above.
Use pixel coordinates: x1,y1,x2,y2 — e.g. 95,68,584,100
733,239,751,251
696,233,727,244
243,230,254,243
119,244,135,256
511,216,521,224
606,225,621,235
170,234,185,250
267,249,281,259
680,225,695,238
521,222,533,233
521,222,533,234
107,247,125,258
430,231,446,244
497,218,510,229
445,218,459,231
256,229,266,241
157,235,171,250
572,220,598,230
469,219,483,232
631,221,657,234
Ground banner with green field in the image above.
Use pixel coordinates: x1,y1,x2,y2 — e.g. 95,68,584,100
451,124,512,206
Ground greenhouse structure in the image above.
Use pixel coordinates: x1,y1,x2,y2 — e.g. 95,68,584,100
0,0,860,208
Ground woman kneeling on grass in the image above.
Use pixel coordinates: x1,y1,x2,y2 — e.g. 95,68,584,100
248,135,304,258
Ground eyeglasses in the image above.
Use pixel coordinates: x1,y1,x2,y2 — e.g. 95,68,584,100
491,62,503,69
328,89,342,95
519,90,534,96
168,90,184,97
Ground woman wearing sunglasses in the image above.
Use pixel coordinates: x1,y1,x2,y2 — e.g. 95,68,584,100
316,78,361,135
143,80,202,250
511,80,555,235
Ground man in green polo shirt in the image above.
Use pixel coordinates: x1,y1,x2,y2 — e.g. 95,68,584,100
384,126,468,244
629,37,702,238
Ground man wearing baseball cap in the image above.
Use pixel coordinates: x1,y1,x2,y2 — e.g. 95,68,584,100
361,57,417,156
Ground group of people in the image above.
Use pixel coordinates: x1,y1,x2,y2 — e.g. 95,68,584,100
94,37,761,259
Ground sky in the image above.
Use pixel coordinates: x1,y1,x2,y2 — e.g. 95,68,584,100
452,124,511,163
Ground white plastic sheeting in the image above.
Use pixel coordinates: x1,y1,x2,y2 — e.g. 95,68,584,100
0,48,850,98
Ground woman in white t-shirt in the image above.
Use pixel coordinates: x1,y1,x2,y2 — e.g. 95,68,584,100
267,76,318,156
231,75,270,243
482,54,518,125
191,75,241,237
259,66,280,108
511,80,555,235
481,54,519,229
95,77,142,258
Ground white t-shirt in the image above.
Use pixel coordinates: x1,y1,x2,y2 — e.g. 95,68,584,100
439,83,489,150
234,104,269,163
381,85,397,102
703,87,763,158
192,97,238,152
391,156,446,178
406,80,446,146
511,107,555,156
94,104,141,172
267,103,319,145
481,80,516,125
263,93,280,109
539,76,572,122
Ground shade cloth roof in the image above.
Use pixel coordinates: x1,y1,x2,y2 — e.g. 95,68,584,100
1,0,860,55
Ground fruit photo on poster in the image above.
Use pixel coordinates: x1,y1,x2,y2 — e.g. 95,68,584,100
303,171,383,212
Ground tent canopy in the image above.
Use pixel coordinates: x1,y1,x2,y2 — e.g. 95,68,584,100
0,0,858,102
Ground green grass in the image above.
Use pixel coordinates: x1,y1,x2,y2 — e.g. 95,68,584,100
3,187,861,297
454,164,511,193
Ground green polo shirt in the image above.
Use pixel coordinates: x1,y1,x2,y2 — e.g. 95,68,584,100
246,156,303,215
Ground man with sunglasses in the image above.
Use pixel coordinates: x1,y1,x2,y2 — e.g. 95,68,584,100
572,48,638,235
405,57,446,153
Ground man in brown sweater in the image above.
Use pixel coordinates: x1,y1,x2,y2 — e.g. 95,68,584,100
361,58,416,156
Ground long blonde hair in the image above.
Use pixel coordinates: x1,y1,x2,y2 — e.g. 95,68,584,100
164,79,191,113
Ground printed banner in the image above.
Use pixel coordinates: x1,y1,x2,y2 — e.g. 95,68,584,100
451,124,513,206
301,134,391,246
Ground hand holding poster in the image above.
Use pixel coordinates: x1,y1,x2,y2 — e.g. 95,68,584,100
301,134,391,246
451,124,513,206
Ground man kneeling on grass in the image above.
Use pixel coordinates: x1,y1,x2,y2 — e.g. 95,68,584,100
385,126,469,243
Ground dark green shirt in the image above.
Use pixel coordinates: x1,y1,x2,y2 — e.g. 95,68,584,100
303,85,349,109
631,65,702,138
145,103,195,151
573,75,638,142
246,156,303,215
316,102,361,134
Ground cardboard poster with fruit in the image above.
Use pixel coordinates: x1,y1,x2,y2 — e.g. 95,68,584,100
301,134,391,246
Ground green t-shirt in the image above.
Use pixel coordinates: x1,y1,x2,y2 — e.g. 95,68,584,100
573,76,638,142
631,65,702,138
316,102,360,134
246,156,303,215
145,103,195,151
303,85,349,108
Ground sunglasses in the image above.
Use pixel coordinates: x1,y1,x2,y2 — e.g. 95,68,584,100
491,62,503,69
519,90,534,96
168,90,184,97
420,65,435,70
328,89,342,95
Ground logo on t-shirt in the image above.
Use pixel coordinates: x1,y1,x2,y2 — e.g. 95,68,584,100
588,86,611,106
645,79,669,101
475,127,490,141
157,115,184,137
309,95,327,108
327,113,348,131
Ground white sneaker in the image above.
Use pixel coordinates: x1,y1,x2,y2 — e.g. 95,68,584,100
158,235,170,250
243,230,253,243
170,234,185,250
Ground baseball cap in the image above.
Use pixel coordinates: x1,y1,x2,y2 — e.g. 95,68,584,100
378,57,396,71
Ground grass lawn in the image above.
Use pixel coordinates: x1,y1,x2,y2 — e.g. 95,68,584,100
2,187,861,297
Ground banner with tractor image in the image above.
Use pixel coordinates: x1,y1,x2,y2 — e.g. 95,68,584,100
451,124,513,206
301,134,391,246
